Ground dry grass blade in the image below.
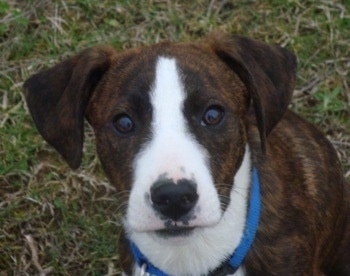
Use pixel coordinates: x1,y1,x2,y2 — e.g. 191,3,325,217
23,234,53,275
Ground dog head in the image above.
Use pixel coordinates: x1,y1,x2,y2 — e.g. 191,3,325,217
23,33,296,274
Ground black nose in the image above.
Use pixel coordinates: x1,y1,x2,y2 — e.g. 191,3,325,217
150,178,198,221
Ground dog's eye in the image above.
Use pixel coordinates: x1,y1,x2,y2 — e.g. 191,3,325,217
112,114,134,134
201,105,225,126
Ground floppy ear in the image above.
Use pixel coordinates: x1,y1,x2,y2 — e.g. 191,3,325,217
208,33,297,152
23,46,116,169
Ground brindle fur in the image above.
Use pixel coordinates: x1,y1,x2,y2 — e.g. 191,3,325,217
23,32,349,275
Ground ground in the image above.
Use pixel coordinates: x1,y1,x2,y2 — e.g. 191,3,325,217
0,0,349,274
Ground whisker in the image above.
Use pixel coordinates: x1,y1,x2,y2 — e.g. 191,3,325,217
115,202,129,214
114,190,131,198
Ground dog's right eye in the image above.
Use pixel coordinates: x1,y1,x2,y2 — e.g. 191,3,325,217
112,114,135,135
201,105,225,127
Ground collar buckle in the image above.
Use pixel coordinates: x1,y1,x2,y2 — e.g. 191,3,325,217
140,263,150,276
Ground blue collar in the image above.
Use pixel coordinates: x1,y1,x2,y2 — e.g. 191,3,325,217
129,168,261,276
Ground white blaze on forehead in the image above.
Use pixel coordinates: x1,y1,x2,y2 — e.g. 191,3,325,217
152,57,186,136
149,57,205,176
126,56,221,232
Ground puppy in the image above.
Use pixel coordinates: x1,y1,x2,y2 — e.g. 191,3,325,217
23,32,349,275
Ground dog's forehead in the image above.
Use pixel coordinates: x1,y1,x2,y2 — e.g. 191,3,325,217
110,41,229,82
132,43,243,94
88,42,246,124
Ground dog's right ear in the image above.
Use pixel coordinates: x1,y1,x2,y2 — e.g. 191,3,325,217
23,46,116,169
207,32,297,152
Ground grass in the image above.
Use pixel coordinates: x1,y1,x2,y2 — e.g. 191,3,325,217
0,0,349,274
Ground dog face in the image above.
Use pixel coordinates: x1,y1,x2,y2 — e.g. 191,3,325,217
88,44,249,231
23,33,297,274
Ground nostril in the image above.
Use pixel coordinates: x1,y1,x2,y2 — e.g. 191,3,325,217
152,194,170,207
181,193,197,206
150,178,198,221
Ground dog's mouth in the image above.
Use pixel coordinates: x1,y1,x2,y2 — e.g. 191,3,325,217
155,226,195,238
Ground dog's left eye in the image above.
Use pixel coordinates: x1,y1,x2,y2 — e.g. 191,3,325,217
112,114,135,134
201,105,225,126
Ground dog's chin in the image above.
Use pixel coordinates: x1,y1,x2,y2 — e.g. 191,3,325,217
154,226,195,238
126,213,223,245
146,226,200,246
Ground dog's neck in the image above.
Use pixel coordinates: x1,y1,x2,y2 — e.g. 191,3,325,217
128,147,261,276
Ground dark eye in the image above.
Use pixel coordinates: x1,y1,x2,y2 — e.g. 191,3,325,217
112,114,135,134
201,105,225,126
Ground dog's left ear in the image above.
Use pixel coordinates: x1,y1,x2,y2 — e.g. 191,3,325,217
23,46,116,169
208,33,297,151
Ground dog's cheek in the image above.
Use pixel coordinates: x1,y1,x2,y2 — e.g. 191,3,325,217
208,118,247,200
94,130,138,194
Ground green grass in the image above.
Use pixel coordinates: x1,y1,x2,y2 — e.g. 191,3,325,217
0,0,349,274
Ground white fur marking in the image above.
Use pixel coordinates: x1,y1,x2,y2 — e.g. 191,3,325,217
130,146,251,275
126,56,251,275
127,57,221,233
